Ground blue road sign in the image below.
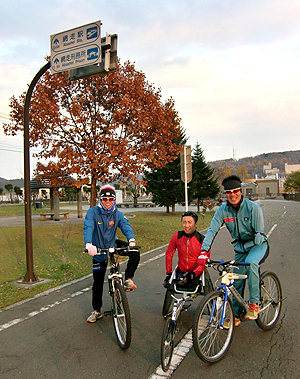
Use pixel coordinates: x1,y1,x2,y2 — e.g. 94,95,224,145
50,21,101,73
51,44,101,73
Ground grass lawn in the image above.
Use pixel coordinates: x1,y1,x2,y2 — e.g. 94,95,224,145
0,207,214,309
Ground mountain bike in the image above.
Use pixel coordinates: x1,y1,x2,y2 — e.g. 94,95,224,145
160,267,214,372
93,246,139,350
192,259,282,363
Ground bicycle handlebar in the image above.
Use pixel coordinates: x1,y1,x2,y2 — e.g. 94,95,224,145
84,246,140,255
207,259,250,273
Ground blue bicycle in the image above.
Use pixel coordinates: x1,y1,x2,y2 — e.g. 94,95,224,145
192,259,282,363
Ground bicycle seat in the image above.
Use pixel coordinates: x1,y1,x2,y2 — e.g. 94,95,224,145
174,281,201,294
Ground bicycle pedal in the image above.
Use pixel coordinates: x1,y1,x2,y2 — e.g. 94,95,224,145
104,310,113,317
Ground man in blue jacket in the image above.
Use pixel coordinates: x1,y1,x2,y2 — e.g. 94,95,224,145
84,185,140,323
198,175,269,327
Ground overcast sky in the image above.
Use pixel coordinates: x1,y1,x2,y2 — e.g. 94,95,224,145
1,0,300,179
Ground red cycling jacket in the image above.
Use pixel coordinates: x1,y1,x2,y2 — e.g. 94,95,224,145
165,230,210,277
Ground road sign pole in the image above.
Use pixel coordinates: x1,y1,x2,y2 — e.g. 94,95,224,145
23,61,50,283
181,145,192,211
184,146,188,211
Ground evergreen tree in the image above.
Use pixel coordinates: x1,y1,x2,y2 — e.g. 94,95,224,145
190,141,220,212
144,132,187,213
284,171,300,192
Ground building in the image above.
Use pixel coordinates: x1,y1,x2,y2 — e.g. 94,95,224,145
263,162,279,176
242,179,279,198
285,163,300,174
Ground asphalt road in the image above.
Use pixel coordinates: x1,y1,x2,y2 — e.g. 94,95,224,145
0,199,299,379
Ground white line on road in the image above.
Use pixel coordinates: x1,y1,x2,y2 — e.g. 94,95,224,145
148,330,193,379
0,286,91,332
267,224,277,238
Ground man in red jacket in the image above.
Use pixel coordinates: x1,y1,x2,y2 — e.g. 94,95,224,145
164,211,210,287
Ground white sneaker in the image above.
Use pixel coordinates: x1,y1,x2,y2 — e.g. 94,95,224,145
124,278,137,291
87,310,103,323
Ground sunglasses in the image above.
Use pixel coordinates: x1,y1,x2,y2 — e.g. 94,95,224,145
101,197,115,202
225,188,241,195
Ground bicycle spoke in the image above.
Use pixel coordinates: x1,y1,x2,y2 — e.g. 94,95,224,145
112,282,131,350
256,271,282,331
161,317,175,372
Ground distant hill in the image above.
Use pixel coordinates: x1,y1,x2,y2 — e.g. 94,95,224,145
208,150,300,178
0,177,24,191
0,149,299,188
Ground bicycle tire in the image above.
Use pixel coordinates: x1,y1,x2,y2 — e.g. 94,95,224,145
162,287,173,317
112,281,132,350
161,316,175,372
192,290,235,363
256,271,282,331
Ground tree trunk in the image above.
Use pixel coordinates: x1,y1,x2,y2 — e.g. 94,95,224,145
53,190,60,221
90,176,98,207
172,204,175,213
50,188,54,212
77,187,83,218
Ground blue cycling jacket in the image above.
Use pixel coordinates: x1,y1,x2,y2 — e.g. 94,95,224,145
201,197,267,253
83,205,135,263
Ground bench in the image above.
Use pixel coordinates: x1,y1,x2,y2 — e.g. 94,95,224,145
40,213,69,221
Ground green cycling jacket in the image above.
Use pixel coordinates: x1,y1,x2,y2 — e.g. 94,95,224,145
201,197,267,253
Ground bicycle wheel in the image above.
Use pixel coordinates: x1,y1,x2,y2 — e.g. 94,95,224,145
112,281,132,350
256,271,282,331
192,290,235,363
161,316,176,372
162,287,173,317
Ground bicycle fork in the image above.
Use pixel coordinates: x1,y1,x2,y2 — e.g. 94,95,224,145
104,275,123,317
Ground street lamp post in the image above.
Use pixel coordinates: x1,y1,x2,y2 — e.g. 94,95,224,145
23,61,50,283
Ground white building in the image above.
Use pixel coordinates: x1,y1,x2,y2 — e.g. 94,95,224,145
285,163,300,174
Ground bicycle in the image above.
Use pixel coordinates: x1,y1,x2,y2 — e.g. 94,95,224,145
160,267,214,372
91,246,139,350
192,259,282,363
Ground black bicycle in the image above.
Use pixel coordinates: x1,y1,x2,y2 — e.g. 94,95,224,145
160,267,214,372
93,246,139,350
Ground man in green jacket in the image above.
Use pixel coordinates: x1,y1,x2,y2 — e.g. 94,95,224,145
198,175,269,327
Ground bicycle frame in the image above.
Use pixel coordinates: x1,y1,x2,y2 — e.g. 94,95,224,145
108,272,123,293
216,270,248,328
170,292,193,322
